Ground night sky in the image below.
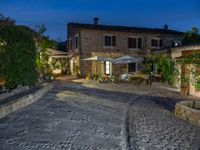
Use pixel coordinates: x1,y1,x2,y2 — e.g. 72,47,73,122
0,0,200,41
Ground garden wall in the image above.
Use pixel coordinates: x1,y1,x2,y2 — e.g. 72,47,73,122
175,101,200,127
0,82,53,119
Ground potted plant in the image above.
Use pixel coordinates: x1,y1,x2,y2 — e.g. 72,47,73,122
85,73,91,80
92,74,99,81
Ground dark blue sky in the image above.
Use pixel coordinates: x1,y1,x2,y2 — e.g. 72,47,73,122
0,0,200,41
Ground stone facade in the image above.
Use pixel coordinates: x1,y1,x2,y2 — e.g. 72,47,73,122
68,23,183,76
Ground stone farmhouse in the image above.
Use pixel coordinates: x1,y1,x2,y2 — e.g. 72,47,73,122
67,18,183,76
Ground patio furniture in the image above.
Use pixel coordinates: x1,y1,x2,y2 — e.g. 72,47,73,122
113,55,144,74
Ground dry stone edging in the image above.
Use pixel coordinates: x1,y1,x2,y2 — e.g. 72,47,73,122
0,85,30,101
0,82,54,119
175,100,200,127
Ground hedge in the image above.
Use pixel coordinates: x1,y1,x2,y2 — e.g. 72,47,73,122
0,25,38,89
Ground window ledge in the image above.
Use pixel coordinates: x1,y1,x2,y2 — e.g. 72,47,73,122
128,48,143,50
104,46,115,49
151,47,162,49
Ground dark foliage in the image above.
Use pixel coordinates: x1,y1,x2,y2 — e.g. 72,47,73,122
0,13,15,25
182,27,200,45
0,25,38,89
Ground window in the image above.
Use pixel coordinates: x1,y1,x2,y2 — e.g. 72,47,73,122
105,61,110,75
138,38,142,48
128,37,142,49
75,35,78,49
128,38,137,48
159,40,163,47
128,63,136,72
151,39,163,48
104,35,116,47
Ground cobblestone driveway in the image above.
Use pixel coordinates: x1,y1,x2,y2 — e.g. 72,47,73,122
0,82,135,150
0,81,200,150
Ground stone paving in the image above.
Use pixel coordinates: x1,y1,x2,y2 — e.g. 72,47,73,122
0,80,200,150
128,96,200,150
0,82,135,150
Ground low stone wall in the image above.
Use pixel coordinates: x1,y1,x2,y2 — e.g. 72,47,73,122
0,85,30,101
175,101,200,127
0,82,54,119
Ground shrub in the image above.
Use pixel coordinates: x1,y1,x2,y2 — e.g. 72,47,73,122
0,25,38,89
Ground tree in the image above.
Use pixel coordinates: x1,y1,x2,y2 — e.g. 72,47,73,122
157,55,179,85
145,54,179,85
34,24,57,79
0,25,38,89
0,13,15,25
182,27,200,45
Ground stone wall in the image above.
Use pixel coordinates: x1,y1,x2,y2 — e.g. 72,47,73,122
0,85,29,102
91,52,139,76
68,27,182,76
0,82,54,119
175,101,200,127
80,29,182,55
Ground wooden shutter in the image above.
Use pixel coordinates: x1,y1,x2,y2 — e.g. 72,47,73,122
112,36,116,46
138,38,142,48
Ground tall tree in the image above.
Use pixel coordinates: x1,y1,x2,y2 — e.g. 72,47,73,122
182,27,200,45
0,13,15,25
34,24,57,79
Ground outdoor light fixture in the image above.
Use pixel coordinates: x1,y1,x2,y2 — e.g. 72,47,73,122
0,39,6,46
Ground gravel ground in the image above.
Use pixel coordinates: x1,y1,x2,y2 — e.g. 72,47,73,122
0,80,199,150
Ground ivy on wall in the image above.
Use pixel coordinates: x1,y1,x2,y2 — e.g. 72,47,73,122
0,25,38,89
180,53,200,91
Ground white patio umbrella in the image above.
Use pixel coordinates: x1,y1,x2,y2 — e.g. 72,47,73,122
112,55,143,64
82,56,113,62
112,55,144,73
82,56,113,75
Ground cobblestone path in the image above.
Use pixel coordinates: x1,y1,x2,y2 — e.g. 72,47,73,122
0,82,200,150
0,82,135,150
128,96,200,150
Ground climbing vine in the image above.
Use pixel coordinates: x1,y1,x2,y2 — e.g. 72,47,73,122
180,53,200,91
145,54,179,85
156,55,179,85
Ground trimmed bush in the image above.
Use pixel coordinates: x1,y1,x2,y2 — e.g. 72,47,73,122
0,25,38,89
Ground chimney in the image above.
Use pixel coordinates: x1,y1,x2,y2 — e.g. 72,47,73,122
164,24,168,30
93,17,99,25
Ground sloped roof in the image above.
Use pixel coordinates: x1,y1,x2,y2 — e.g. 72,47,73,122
68,23,184,35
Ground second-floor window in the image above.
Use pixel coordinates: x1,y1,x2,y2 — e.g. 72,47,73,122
128,37,142,49
151,39,163,48
104,35,116,47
